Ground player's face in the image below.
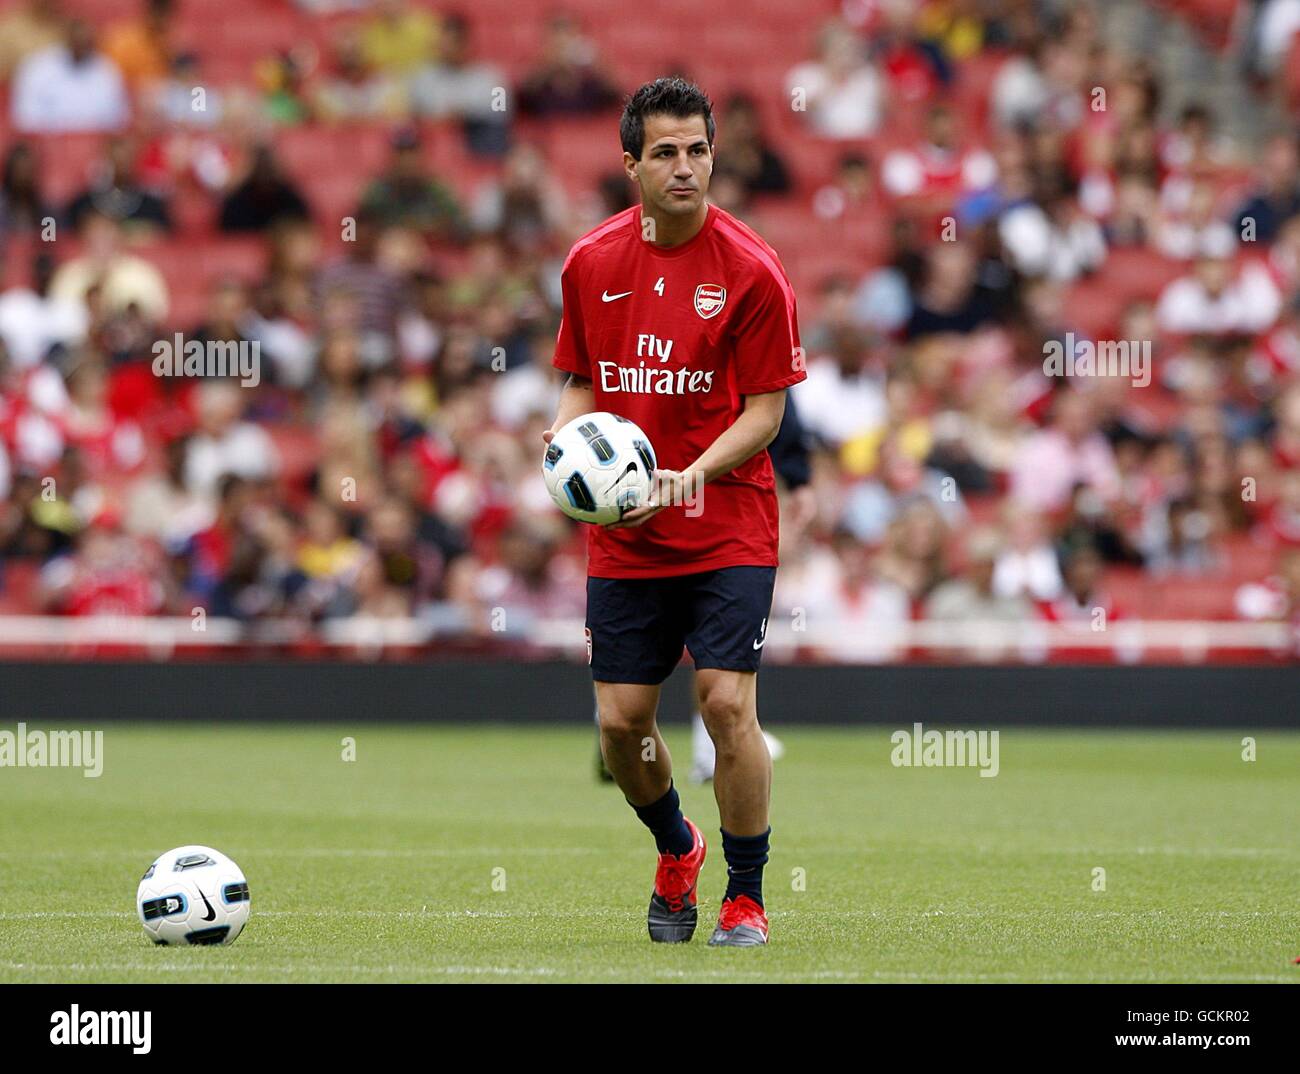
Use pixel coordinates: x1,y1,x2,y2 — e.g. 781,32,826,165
626,114,713,219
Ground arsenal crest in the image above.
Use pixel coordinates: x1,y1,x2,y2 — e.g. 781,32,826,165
693,283,727,320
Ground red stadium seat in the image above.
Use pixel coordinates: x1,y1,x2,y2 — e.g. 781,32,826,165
534,115,626,194
274,125,395,185
1064,248,1184,339
0,561,41,615
27,133,106,206
1222,535,1282,581
265,423,323,486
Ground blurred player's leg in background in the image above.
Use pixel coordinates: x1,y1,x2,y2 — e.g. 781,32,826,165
593,689,614,782
692,712,788,783
690,709,716,784
690,677,784,785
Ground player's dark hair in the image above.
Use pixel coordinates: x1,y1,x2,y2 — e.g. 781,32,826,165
620,77,715,160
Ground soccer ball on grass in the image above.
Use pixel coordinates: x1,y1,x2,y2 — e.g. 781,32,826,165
136,845,250,946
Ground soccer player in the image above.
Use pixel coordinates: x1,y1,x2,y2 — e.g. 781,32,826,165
544,77,805,946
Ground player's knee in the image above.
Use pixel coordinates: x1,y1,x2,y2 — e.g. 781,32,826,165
599,706,655,743
698,681,754,740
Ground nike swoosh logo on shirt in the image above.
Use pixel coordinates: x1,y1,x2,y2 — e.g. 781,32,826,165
602,290,633,302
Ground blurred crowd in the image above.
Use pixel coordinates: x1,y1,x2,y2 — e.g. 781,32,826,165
0,0,1298,655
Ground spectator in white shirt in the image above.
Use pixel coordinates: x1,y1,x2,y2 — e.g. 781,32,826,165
11,19,129,133
1155,179,1237,261
798,345,887,449
798,277,888,447
999,180,1106,282
410,13,509,156
1155,235,1283,336
992,503,1064,601
0,253,89,369
184,381,280,500
991,40,1050,130
786,21,883,139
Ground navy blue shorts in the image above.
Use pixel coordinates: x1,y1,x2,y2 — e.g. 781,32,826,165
585,566,777,685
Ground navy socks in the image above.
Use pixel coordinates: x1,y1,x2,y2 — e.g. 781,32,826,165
630,784,772,907
631,781,695,857
721,827,770,907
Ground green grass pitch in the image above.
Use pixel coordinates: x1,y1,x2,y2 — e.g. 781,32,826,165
1,724,1296,983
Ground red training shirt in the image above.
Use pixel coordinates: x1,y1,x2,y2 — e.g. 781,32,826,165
552,204,805,578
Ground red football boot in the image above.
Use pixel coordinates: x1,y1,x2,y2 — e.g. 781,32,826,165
707,894,768,947
646,817,706,943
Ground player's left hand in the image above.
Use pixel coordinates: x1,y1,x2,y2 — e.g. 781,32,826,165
604,469,685,529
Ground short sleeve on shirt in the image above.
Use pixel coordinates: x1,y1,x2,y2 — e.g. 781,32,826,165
732,266,805,395
552,259,591,379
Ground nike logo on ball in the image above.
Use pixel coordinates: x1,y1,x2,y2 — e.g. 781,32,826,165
601,290,633,302
198,888,217,922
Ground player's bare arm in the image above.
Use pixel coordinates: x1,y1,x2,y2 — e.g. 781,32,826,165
608,389,787,529
542,373,595,446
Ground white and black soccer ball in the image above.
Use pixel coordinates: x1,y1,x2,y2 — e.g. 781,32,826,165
136,845,250,946
543,411,658,525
